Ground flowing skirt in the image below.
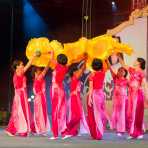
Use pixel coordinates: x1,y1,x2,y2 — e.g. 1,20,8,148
51,84,67,137
112,92,127,133
63,91,90,136
6,89,33,136
87,89,106,140
128,88,144,137
34,92,50,134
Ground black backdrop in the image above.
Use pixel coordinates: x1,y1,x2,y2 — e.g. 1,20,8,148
0,0,143,110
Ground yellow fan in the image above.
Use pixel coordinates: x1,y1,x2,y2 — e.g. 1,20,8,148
26,38,64,67
49,40,64,58
63,37,88,64
26,37,51,67
49,40,64,68
86,34,133,68
26,35,133,69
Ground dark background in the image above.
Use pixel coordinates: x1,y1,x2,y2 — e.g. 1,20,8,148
0,0,147,111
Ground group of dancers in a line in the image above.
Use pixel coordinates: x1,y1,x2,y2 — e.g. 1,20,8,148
5,50,148,140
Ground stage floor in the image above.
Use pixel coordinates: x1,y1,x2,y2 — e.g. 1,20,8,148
0,128,148,148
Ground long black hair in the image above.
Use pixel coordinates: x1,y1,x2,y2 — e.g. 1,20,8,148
137,57,146,70
11,60,23,71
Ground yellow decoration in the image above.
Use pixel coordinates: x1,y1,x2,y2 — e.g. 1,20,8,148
86,35,133,68
26,6,148,69
26,38,64,67
49,40,64,58
49,40,64,68
26,35,133,70
63,37,88,64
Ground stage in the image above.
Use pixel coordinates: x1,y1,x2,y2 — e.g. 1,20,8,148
0,128,148,148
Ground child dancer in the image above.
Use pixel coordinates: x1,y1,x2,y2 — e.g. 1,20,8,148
110,66,128,136
119,56,147,139
62,63,86,139
87,58,107,140
32,51,53,135
50,54,68,139
5,55,36,137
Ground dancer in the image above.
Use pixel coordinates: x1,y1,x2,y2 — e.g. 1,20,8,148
119,56,147,139
63,53,90,136
110,66,128,136
62,63,86,139
32,51,53,135
87,58,107,140
50,54,68,139
5,54,37,137
104,53,123,100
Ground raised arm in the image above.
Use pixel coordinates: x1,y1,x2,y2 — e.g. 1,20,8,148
41,50,54,77
24,53,36,73
88,73,94,107
105,59,116,79
76,62,86,79
118,54,129,70
88,79,93,107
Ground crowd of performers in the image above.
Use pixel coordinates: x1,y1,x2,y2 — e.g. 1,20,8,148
5,50,148,140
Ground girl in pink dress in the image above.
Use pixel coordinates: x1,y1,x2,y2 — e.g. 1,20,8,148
5,55,36,137
62,63,86,139
110,67,128,136
50,54,68,139
119,57,147,139
32,53,53,135
87,58,107,140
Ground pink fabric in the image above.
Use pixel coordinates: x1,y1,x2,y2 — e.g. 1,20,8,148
128,67,145,137
51,64,67,137
87,70,108,140
62,75,83,136
6,73,33,136
33,75,50,134
79,107,90,134
87,89,105,140
112,77,128,133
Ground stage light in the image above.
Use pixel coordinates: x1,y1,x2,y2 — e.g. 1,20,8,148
112,1,115,5
111,1,117,12
23,0,48,39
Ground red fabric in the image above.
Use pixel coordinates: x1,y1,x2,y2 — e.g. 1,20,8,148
62,76,81,136
128,67,145,137
33,76,50,134
87,98,102,140
55,64,68,84
13,73,26,89
51,64,67,137
89,70,105,90
6,73,34,136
